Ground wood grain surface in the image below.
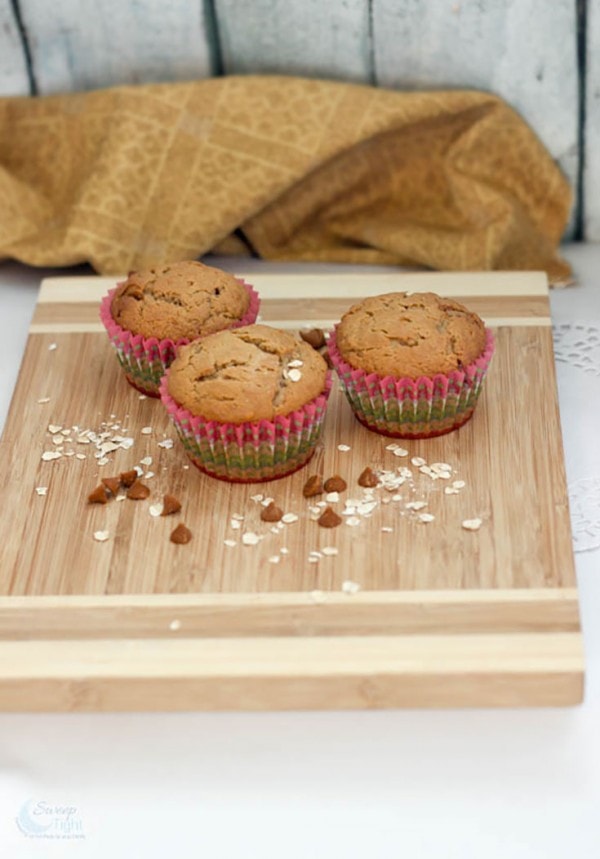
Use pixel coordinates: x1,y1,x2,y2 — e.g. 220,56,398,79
0,270,583,710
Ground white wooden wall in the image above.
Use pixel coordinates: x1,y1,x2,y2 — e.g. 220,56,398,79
0,0,596,240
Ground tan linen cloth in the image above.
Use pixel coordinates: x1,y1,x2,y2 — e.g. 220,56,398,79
0,75,572,282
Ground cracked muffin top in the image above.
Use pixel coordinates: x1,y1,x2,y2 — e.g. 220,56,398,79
110,260,250,341
335,292,487,378
167,324,329,423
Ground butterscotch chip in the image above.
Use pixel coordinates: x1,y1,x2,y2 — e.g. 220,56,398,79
303,475,324,498
88,484,108,504
120,469,138,487
170,523,192,544
161,494,182,516
102,476,121,496
324,475,347,493
300,328,326,350
318,506,342,528
126,480,151,500
260,502,284,522
358,467,379,488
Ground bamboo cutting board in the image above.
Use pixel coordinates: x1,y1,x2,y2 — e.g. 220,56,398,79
0,271,583,711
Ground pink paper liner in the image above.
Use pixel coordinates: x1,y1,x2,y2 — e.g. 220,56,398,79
99,278,260,396
159,371,333,483
327,326,495,439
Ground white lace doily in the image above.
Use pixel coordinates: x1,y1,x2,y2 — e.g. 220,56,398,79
553,324,600,376
569,477,600,553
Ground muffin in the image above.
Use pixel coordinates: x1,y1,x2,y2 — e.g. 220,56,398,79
100,260,260,396
160,324,332,482
328,292,495,438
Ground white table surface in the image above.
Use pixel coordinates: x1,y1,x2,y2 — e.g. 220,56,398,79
0,246,599,858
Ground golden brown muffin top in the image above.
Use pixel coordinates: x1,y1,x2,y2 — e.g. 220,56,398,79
335,292,487,378
110,260,250,340
167,324,329,423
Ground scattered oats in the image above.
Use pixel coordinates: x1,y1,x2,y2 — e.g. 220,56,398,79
337,444,351,452
444,487,459,495
149,503,163,517
97,457,109,466
93,530,110,542
144,472,155,479
35,487,48,496
420,466,438,479
392,494,403,502
325,491,340,503
48,424,62,434
411,456,426,467
287,368,302,382
98,431,112,440
270,526,280,534
342,507,357,516
76,436,91,445
385,443,398,451
269,555,281,564
281,513,299,524
41,451,62,461
316,501,327,508
261,496,274,507
321,546,339,556
280,547,289,555
140,456,153,466
462,518,482,531
230,519,242,530
382,497,391,504
224,539,237,548
435,471,450,479
48,342,57,351
75,453,86,460
346,516,361,527
242,531,261,546
110,424,120,431
51,436,63,446
393,447,409,457
169,619,181,631
288,359,304,368
309,590,327,604
431,462,452,472
64,451,75,457
157,439,174,449
118,438,135,450
381,526,393,533
342,580,361,594
37,397,50,404
406,501,428,511
140,426,153,435
453,480,466,489
250,493,264,502
308,556,319,564
231,513,244,521
134,465,144,476
138,394,147,400
99,441,119,455
309,506,321,516
60,428,71,436
309,550,323,559
357,500,378,516
183,464,189,470
398,467,412,479
115,495,126,502
418,512,436,523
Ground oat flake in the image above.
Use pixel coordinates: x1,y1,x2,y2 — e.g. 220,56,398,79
41,451,62,461
37,397,50,404
321,546,339,556
281,513,299,524
342,580,361,594
462,518,482,531
224,539,237,548
337,444,351,452
140,427,153,435
418,513,436,523
242,532,261,546
411,456,426,467
93,530,110,542
157,439,174,449
149,504,163,517
35,487,48,496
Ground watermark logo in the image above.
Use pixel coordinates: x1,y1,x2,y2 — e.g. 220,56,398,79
16,800,85,840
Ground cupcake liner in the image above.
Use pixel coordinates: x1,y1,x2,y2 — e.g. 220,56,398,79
99,279,260,397
159,372,333,483
328,327,495,439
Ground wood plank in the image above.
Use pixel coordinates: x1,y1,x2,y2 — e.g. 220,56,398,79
214,0,371,81
0,0,30,95
0,633,583,711
18,0,216,94
0,589,581,639
372,0,579,238
585,0,600,238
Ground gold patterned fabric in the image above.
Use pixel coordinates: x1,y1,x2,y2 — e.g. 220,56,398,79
0,75,572,282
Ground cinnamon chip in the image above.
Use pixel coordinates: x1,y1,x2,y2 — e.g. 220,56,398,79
302,475,324,498
260,502,284,522
170,523,192,544
300,328,326,350
88,484,108,504
324,475,347,493
126,480,151,500
120,469,138,487
357,467,379,488
161,494,182,516
102,476,121,496
317,506,342,528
